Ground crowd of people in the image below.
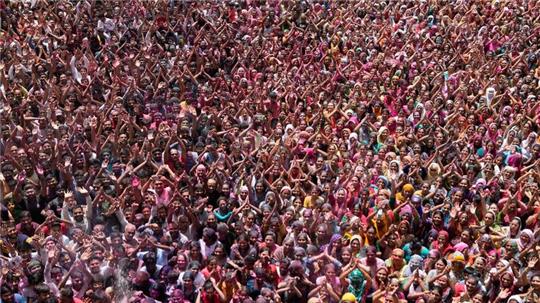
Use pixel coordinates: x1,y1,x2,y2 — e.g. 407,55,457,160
1,0,540,302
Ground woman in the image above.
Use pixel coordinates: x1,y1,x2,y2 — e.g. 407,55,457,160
311,263,343,301
489,271,516,302
372,277,406,303
341,265,372,303
400,254,426,285
201,255,223,282
178,261,205,289
349,235,363,257
175,253,189,274
517,228,534,251
430,230,452,255
386,160,402,182
478,211,503,236
213,198,232,223
425,258,449,286
229,233,257,261
368,266,389,298
502,217,522,241
186,241,204,266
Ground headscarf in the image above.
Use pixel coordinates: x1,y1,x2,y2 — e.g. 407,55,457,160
402,254,424,277
350,235,363,249
347,269,366,299
387,160,402,181
377,126,389,144
403,184,414,193
474,178,487,189
507,295,523,303
265,191,275,200
395,184,414,203
282,124,295,141
399,205,412,218
518,229,534,250
321,234,343,253
376,176,390,188
453,242,469,253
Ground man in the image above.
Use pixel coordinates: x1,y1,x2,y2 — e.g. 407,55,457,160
86,255,114,283
61,190,91,232
34,284,52,303
1,225,28,253
15,184,47,224
0,285,25,303
21,260,45,301
59,287,83,303
132,271,156,298
16,211,40,237
385,248,406,275
123,224,139,248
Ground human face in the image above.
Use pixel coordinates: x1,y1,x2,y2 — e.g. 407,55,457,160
124,226,136,241
264,235,275,248
472,293,484,303
351,239,360,251
435,260,446,272
500,273,513,288
73,207,84,221
484,213,495,225
325,266,336,280
89,259,101,274
428,289,442,303
213,247,225,258
297,236,308,247
182,277,193,289
520,233,531,246
366,249,376,264
531,275,540,291
376,269,388,282
391,250,404,264
465,277,478,294
339,249,351,263
510,219,520,235
432,213,442,226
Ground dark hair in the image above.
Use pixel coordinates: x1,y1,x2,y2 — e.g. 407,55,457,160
188,261,201,270
410,239,422,251
0,285,12,295
203,280,214,290
167,270,179,281
437,258,448,266
90,290,110,303
92,274,106,285
34,283,51,294
431,285,443,296
89,255,102,263
182,271,194,281
110,231,122,239
19,211,31,219
143,251,157,263
265,231,276,240
60,287,74,298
